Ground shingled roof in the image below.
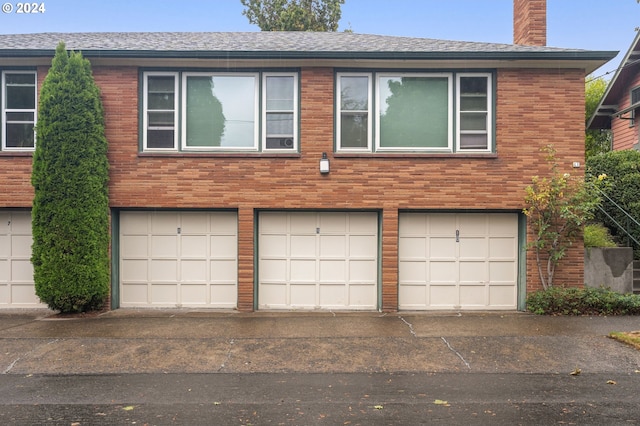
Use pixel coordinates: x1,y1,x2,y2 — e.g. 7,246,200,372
0,31,616,62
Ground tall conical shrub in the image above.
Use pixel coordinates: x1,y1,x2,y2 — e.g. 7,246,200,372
31,42,110,313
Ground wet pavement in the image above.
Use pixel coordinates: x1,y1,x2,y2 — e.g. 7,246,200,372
1,310,639,424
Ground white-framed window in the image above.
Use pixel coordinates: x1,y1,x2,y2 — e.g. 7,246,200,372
2,71,37,151
457,73,492,152
376,73,453,152
263,73,298,151
336,73,372,151
143,72,178,150
142,71,298,152
336,71,493,153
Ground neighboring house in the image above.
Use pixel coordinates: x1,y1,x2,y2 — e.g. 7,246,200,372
0,0,615,311
588,31,640,149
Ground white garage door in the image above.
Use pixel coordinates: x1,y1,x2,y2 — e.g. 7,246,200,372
0,210,43,308
399,213,518,310
120,211,237,308
258,211,378,310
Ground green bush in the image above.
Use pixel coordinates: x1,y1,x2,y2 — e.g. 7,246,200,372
587,150,640,257
31,42,110,313
584,223,617,247
526,287,640,316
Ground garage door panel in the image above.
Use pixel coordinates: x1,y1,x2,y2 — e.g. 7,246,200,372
211,259,238,283
459,285,486,307
180,212,209,233
320,212,347,232
291,259,316,281
430,285,457,307
320,235,346,257
211,235,237,258
181,235,207,258
489,261,517,282
181,284,206,304
428,214,456,235
0,284,8,303
260,259,287,281
122,284,147,304
459,238,487,259
210,284,237,306
292,235,317,257
10,213,31,233
180,259,207,282
121,235,148,258
122,259,148,282
319,260,346,282
349,284,376,308
151,213,179,233
399,261,426,283
151,236,178,258
290,213,317,233
11,259,33,282
0,235,9,257
152,284,177,304
399,237,426,259
259,212,378,310
349,235,377,257
430,237,455,258
399,212,518,310
120,212,148,233
430,261,457,282
260,235,286,257
350,260,377,282
292,284,316,307
459,261,486,282
150,260,177,282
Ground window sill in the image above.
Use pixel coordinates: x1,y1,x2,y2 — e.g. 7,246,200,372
139,152,301,158
333,152,498,159
0,151,34,157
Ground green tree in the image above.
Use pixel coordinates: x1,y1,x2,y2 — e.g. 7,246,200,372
585,77,611,159
241,0,344,31
524,145,604,289
31,42,110,313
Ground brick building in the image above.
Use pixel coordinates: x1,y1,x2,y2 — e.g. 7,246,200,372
0,1,615,311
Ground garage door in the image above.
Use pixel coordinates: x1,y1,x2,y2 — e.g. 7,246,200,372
399,213,518,310
0,210,43,308
258,211,378,310
120,211,237,308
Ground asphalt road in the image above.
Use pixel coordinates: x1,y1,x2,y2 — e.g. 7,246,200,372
1,310,639,425
1,372,639,425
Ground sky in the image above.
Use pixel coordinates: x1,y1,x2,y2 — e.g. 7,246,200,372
0,0,638,78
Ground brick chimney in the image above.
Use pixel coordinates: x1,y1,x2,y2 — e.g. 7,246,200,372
513,0,547,46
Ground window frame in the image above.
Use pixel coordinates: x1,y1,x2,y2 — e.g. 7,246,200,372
142,71,179,151
1,70,37,152
335,70,494,154
262,72,299,152
375,72,453,152
456,72,492,153
336,72,372,152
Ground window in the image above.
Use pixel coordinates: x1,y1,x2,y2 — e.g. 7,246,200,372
336,71,492,153
142,71,298,152
2,71,37,151
143,73,178,150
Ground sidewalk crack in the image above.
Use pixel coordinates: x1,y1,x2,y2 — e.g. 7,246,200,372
2,338,60,374
398,316,417,337
441,337,471,370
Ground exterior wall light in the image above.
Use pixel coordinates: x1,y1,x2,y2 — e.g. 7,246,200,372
320,152,330,174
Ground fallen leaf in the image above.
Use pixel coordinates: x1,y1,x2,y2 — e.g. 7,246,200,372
434,399,450,406
607,380,617,385
122,406,135,411
374,405,383,410
213,402,221,405
570,368,581,376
